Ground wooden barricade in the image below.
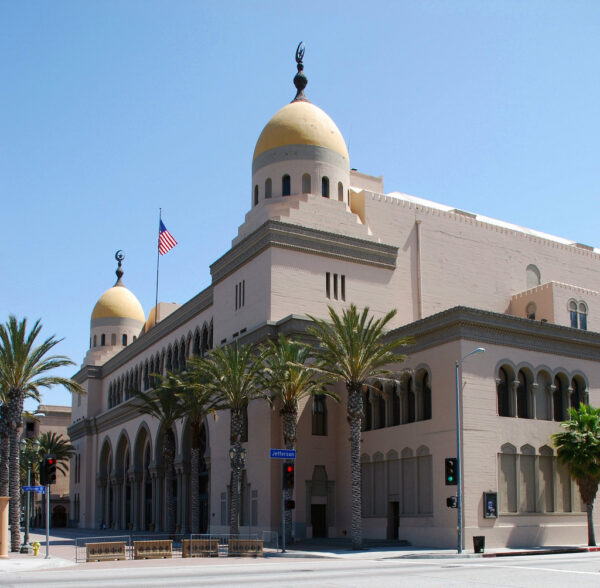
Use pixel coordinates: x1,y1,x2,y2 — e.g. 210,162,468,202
182,538,219,558
85,541,127,562
133,539,173,559
228,538,264,557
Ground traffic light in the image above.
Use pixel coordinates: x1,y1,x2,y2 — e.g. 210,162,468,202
282,462,295,490
40,454,57,486
284,500,296,510
445,458,458,486
446,496,457,508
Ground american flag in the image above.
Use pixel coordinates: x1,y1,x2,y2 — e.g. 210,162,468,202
158,220,177,255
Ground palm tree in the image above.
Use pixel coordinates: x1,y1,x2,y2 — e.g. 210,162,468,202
307,304,408,549
195,343,266,535
131,373,185,535
261,334,339,543
552,403,600,546
0,315,83,552
175,362,224,534
38,431,75,476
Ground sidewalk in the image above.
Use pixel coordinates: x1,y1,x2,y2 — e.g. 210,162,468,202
3,529,599,574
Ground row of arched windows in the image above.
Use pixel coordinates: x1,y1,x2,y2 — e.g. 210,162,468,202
362,369,432,432
107,322,213,410
496,365,587,421
253,174,344,206
92,333,135,348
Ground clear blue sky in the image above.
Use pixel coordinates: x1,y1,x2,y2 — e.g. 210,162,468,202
2,1,598,408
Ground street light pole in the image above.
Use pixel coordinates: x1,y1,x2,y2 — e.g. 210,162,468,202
455,347,485,554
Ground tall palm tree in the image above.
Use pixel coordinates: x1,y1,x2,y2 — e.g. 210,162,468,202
0,315,83,552
175,362,225,534
195,343,266,535
261,334,339,543
307,304,408,549
552,403,600,546
131,372,185,535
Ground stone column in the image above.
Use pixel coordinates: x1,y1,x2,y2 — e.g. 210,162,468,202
175,465,183,532
0,497,9,559
530,383,538,419
548,384,557,421
131,473,142,531
181,470,189,534
510,380,519,417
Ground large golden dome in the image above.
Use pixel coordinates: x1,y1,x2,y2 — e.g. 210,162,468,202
91,285,145,323
253,100,349,162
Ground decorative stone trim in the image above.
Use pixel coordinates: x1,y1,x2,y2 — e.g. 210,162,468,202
211,220,397,284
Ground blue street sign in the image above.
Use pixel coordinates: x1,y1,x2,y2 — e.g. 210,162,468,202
270,449,296,459
23,485,46,493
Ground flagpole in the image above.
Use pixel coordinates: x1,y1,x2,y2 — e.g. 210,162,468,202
155,208,161,325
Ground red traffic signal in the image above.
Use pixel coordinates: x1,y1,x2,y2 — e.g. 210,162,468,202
282,462,295,490
40,454,57,485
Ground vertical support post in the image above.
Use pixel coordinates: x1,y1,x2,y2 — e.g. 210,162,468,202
455,360,462,555
281,489,286,553
45,485,50,559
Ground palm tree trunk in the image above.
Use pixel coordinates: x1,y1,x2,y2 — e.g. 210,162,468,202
8,388,24,552
0,426,8,497
347,384,363,550
190,422,200,534
282,409,297,545
229,409,244,536
587,503,596,547
164,430,176,535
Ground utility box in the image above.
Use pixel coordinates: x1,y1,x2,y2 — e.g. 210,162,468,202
483,492,498,519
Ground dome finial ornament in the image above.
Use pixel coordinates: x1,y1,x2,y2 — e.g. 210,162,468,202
115,250,125,286
293,41,308,102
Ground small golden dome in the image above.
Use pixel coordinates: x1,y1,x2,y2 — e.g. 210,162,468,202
253,101,349,162
91,285,145,323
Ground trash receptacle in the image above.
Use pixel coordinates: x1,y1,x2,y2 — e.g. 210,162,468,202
473,536,485,553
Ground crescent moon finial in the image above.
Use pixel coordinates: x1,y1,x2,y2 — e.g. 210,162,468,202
114,250,125,285
292,42,308,102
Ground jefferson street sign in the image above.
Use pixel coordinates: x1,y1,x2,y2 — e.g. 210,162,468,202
270,449,296,459
23,485,46,493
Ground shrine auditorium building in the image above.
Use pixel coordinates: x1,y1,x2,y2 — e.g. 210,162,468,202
68,53,600,549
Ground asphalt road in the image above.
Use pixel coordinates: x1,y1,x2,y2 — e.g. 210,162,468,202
4,553,600,587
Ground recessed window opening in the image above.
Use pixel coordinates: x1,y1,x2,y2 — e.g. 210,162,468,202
526,302,536,320
282,174,291,196
111,333,116,345
101,334,106,346
93,335,97,347
235,280,246,310
253,185,259,206
338,181,343,201
265,178,272,199
122,334,127,346
333,274,338,299
569,300,578,328
322,176,329,198
326,272,331,298
497,367,510,416
569,299,588,330
341,275,346,301
302,173,311,193
579,302,587,330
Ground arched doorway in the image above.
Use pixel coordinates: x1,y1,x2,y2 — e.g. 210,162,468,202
52,505,67,527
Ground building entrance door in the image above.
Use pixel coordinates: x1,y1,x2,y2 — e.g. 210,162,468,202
311,504,327,538
387,501,399,539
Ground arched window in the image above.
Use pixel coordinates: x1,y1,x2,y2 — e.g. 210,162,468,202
101,334,106,346
569,300,578,328
497,367,510,416
253,185,259,206
321,176,330,198
338,181,343,201
570,378,582,409
312,395,327,436
282,174,291,196
111,333,116,345
406,376,415,423
265,178,272,199
302,173,311,193
93,335,97,347
526,302,536,320
517,370,529,418
579,302,588,330
122,334,127,346
526,264,541,289
553,376,565,421
422,372,432,420
391,381,400,426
